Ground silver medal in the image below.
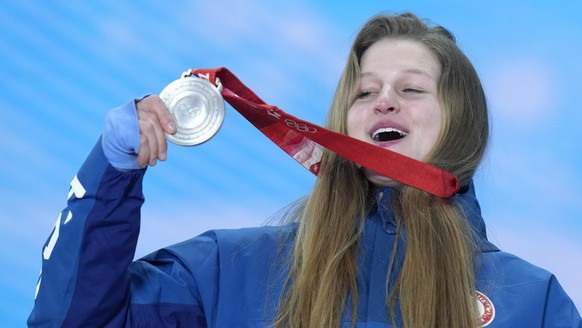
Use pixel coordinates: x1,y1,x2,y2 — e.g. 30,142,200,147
159,73,225,146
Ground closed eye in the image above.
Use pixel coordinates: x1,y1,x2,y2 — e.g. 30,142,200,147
403,88,423,93
357,91,374,99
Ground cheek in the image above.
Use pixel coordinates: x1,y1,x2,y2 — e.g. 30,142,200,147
422,127,442,154
419,107,444,152
346,109,360,137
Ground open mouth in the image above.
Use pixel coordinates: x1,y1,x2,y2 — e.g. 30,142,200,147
371,127,408,142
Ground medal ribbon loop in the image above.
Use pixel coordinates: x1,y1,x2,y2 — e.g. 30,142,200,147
188,67,459,198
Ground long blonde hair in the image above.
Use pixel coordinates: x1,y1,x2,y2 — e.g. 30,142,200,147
274,13,489,328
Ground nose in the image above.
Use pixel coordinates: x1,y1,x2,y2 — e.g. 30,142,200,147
374,88,399,114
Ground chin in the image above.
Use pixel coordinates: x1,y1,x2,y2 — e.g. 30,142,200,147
362,168,398,188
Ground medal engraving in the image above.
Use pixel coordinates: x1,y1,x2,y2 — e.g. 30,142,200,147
160,76,225,146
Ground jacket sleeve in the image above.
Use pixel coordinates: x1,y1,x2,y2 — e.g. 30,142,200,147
542,275,582,328
127,235,218,327
28,138,146,327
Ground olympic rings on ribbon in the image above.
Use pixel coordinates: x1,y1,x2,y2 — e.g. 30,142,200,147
284,119,317,133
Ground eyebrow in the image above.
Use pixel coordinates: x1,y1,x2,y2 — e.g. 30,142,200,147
403,68,436,80
360,68,437,80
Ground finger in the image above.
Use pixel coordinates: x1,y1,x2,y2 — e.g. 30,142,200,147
137,96,176,160
137,134,150,168
138,112,167,161
138,96,176,134
139,120,160,166
151,109,169,162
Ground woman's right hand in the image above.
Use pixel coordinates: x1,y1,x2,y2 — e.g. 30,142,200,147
135,95,176,167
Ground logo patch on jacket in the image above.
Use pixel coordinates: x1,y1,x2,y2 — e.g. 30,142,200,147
476,290,495,326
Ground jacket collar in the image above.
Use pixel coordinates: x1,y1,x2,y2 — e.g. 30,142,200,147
375,181,499,253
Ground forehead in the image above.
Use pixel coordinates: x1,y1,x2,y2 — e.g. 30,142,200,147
360,38,441,80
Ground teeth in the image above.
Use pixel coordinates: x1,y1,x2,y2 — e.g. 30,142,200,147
371,127,408,141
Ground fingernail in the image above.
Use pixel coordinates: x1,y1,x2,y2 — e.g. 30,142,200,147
168,121,176,133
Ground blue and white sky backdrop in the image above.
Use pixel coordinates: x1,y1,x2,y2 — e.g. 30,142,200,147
1,1,581,325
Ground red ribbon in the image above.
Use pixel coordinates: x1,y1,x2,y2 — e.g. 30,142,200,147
192,67,459,198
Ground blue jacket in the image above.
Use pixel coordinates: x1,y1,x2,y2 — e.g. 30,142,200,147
28,139,581,327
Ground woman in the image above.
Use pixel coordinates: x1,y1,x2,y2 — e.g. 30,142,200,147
29,12,580,327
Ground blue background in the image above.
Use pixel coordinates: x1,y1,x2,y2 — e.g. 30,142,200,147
1,1,580,325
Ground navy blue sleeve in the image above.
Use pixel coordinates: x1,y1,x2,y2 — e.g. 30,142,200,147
28,139,146,327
